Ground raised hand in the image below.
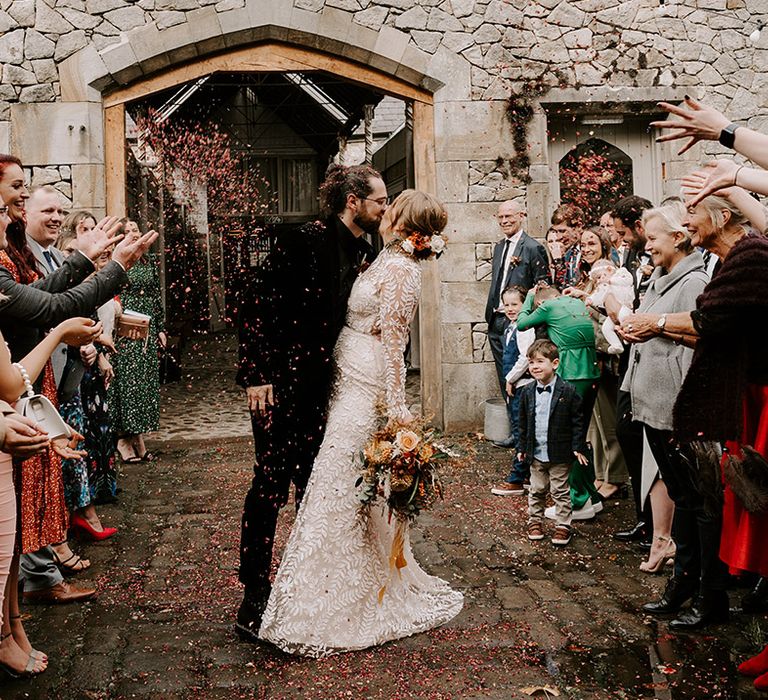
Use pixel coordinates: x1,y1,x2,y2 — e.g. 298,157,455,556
78,216,124,261
681,160,741,206
112,229,160,270
651,97,730,155
56,318,103,347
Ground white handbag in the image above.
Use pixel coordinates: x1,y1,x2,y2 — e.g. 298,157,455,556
13,362,71,440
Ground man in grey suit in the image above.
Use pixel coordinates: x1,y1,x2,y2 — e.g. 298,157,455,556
484,200,549,393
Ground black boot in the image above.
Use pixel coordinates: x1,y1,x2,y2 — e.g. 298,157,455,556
613,521,648,543
235,585,271,643
642,575,696,615
669,590,730,630
742,578,768,613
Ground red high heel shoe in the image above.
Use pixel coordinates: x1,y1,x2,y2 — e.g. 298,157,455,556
69,513,118,541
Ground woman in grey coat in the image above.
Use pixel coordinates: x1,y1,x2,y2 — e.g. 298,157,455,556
620,204,709,575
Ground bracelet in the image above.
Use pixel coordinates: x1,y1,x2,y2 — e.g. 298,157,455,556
12,362,35,398
733,165,745,187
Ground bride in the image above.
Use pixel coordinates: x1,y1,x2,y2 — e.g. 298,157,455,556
259,190,463,657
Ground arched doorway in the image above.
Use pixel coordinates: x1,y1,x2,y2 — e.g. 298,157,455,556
99,41,444,424
558,138,633,225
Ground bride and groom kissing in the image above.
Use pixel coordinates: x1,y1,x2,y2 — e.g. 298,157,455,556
235,164,463,657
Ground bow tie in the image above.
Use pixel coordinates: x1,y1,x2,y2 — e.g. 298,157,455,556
536,385,552,394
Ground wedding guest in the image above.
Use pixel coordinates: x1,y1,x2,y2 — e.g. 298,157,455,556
483,200,548,396
544,227,561,284
55,224,117,540
600,210,623,265
622,192,752,629
490,285,535,496
563,227,629,500
619,204,708,576
0,315,99,678
607,195,654,545
550,203,584,289
517,284,601,520
519,339,588,547
112,220,166,464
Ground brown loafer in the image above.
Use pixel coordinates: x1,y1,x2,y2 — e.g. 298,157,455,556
23,581,96,605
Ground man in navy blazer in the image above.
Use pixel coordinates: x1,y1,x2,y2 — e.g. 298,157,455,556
484,200,549,393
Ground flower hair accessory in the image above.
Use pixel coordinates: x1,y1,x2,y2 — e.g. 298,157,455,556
399,231,447,260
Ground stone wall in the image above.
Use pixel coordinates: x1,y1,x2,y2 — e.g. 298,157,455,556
1,0,768,428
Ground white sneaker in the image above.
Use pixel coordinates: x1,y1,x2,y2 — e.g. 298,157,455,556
544,503,596,521
592,499,604,514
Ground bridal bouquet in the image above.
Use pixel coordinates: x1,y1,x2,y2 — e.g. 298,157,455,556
356,422,448,521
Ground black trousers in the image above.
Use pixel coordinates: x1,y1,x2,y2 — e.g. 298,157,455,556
644,426,730,593
616,389,651,524
239,390,327,592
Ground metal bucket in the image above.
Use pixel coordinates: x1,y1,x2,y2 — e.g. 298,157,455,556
483,397,510,443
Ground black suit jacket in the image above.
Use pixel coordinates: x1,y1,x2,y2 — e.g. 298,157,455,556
485,231,549,324
518,375,585,464
236,217,373,403
0,251,128,363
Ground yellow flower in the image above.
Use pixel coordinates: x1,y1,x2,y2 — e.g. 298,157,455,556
365,439,393,464
395,430,421,453
418,443,435,461
391,471,414,492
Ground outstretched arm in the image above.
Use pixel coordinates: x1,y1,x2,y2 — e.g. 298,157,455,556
380,260,422,424
652,97,768,169
0,318,102,402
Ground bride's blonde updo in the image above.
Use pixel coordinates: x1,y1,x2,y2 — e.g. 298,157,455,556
389,189,448,260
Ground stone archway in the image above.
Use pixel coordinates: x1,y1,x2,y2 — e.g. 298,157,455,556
39,2,458,427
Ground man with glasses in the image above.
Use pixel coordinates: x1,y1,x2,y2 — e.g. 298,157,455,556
236,163,387,642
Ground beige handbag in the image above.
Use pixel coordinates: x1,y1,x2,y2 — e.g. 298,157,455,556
13,363,71,440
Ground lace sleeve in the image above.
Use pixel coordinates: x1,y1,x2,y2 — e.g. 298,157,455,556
379,258,421,421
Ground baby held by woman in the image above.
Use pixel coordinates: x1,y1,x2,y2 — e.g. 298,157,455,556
586,260,635,354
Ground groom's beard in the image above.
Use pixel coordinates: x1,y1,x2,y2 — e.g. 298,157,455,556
354,212,381,237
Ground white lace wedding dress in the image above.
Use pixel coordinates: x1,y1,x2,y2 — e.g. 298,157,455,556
259,244,463,657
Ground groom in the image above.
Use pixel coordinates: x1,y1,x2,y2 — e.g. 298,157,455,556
235,164,388,642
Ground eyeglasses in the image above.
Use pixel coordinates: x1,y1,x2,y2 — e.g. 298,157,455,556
364,196,390,206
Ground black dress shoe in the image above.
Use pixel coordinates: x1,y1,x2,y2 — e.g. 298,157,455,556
742,577,768,613
642,575,697,615
613,521,648,543
669,590,730,630
235,586,271,643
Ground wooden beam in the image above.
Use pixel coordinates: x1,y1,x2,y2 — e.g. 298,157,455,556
412,99,443,429
104,103,126,217
103,42,433,108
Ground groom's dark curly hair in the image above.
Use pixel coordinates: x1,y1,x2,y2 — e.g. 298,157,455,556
319,163,381,218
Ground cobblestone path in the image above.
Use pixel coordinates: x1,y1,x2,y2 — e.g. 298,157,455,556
2,333,764,699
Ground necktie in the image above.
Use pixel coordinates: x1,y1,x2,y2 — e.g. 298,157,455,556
42,250,57,272
493,239,511,309
536,385,551,394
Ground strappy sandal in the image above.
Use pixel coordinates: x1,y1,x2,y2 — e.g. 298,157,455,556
8,616,46,662
51,545,91,574
138,451,157,462
0,633,45,678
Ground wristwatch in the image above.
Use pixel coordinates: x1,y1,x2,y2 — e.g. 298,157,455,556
656,314,667,333
718,123,740,149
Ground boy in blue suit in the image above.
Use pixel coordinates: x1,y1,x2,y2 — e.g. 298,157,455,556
491,285,535,496
518,340,587,546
